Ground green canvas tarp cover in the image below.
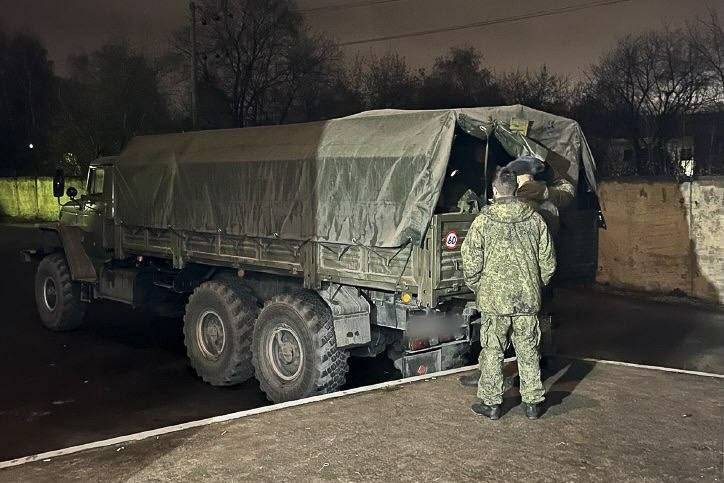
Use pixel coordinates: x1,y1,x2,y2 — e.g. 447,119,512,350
116,105,597,248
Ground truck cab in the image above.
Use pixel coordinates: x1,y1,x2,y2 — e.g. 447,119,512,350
58,158,117,264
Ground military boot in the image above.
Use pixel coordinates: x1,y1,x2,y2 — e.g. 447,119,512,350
471,403,501,420
524,403,542,420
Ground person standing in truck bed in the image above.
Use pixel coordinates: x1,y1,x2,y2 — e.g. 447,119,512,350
460,167,556,420
506,154,575,238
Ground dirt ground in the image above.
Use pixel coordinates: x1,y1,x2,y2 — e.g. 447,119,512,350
1,360,721,482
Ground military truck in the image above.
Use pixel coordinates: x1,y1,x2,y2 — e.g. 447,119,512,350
27,106,599,403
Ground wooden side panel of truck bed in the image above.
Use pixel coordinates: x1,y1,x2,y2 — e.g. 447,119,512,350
116,212,475,307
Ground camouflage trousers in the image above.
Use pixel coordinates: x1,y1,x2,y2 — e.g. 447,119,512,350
477,314,545,405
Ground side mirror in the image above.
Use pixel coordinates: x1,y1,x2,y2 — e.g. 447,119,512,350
66,186,78,199
53,169,65,198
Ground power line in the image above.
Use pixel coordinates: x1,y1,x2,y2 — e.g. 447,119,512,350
336,0,637,46
297,0,408,14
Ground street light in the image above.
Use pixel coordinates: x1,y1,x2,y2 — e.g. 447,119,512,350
28,143,34,149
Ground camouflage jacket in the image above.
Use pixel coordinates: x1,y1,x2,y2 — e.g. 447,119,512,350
460,197,556,315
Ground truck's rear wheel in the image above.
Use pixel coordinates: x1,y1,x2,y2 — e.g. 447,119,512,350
183,281,258,386
252,291,349,403
34,253,86,331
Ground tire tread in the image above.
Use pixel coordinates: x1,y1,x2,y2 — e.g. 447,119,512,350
253,290,349,402
36,252,86,331
183,279,258,386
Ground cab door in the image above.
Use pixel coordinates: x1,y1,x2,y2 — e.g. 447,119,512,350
81,165,114,259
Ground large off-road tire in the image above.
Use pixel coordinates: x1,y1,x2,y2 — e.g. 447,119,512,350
34,252,86,331
183,280,258,386
252,291,349,403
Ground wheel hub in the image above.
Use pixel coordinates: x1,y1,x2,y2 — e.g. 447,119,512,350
280,343,295,364
267,325,304,381
196,310,226,360
43,277,57,312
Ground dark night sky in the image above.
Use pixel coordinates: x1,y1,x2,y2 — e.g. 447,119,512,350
1,0,721,78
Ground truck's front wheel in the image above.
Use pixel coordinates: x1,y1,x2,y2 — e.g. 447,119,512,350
252,292,349,403
34,253,86,331
183,281,257,386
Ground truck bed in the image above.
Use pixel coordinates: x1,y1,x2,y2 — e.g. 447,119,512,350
117,212,476,307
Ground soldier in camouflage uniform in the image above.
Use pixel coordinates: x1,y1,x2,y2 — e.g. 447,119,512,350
508,154,575,237
460,167,556,420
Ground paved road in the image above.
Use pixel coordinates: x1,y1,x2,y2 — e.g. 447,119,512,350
0,225,396,461
553,287,724,374
0,223,721,461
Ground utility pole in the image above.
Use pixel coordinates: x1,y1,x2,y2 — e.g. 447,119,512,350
190,1,198,130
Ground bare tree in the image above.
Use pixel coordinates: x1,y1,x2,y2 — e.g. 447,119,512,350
687,8,724,102
286,47,362,122
174,0,340,127
0,31,56,175
50,42,171,170
268,32,343,123
418,47,500,109
355,52,419,109
498,66,572,115
586,26,718,175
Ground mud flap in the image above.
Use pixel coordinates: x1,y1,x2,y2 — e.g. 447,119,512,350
59,225,97,282
318,284,371,349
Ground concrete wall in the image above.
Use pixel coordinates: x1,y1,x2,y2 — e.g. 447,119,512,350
0,177,85,221
597,178,724,304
